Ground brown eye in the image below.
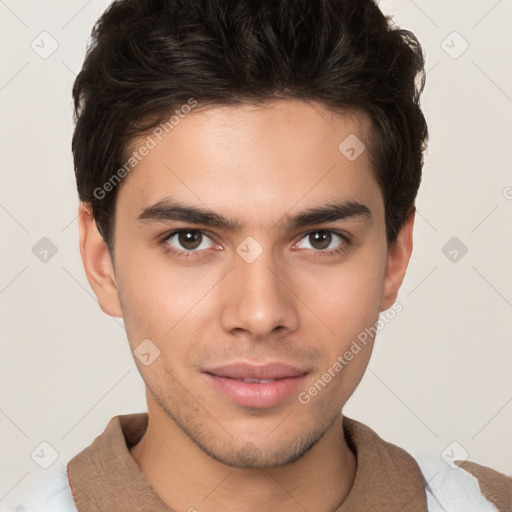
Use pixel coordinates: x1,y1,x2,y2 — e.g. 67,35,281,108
178,230,203,250
163,229,215,254
308,231,332,250
293,230,348,254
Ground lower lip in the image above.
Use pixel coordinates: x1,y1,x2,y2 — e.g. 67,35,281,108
203,373,308,408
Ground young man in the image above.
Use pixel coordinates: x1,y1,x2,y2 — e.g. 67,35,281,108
8,0,512,510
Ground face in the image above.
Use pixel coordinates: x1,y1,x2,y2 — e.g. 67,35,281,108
79,99,412,469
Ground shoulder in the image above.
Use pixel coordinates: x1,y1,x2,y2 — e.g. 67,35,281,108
457,460,512,512
1,465,78,512
413,453,512,512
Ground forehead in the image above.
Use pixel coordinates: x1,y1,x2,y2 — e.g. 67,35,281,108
115,99,383,227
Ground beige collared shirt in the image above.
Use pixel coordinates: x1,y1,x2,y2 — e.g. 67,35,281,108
61,413,511,511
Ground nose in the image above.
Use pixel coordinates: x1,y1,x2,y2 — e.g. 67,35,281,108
219,245,300,341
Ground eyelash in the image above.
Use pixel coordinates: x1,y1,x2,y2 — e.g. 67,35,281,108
160,229,351,260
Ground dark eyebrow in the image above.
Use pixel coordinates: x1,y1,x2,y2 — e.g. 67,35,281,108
136,197,371,231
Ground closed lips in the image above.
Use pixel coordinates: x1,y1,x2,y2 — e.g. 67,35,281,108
203,362,309,380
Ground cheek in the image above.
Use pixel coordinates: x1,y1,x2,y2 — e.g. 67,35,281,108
301,251,386,340
300,270,383,407
116,248,219,340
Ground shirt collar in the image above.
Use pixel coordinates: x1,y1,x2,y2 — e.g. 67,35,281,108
67,412,428,511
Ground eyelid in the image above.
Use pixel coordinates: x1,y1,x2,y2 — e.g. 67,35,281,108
300,228,350,241
292,229,350,250
161,228,217,247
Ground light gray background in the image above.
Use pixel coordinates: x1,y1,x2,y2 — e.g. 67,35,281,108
1,0,511,507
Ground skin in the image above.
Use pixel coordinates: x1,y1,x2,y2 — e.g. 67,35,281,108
78,99,414,512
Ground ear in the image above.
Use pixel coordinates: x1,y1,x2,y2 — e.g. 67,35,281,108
77,202,123,318
380,209,415,311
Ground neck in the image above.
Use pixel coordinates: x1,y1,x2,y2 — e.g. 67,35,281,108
130,397,356,512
